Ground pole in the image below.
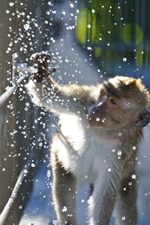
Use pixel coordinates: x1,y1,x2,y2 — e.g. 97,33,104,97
0,67,34,107
0,144,35,225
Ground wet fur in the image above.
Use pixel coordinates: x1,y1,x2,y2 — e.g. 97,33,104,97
26,75,149,225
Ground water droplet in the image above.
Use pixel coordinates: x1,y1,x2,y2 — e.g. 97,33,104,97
62,206,67,212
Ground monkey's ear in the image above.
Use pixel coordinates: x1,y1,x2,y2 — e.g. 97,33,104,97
136,108,150,127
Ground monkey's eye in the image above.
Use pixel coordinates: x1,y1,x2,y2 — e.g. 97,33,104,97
110,98,117,105
100,89,107,96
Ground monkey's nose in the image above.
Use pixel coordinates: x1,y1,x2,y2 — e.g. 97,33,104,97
93,105,101,114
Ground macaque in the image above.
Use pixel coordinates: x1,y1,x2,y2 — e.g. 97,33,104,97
26,52,150,225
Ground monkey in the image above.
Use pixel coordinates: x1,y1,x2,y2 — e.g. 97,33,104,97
25,52,150,225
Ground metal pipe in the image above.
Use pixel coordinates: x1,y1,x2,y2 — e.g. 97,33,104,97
0,63,54,107
12,53,18,85
0,71,32,107
0,144,35,225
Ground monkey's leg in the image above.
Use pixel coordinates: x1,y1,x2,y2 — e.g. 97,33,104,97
88,179,117,225
114,175,137,225
52,156,77,225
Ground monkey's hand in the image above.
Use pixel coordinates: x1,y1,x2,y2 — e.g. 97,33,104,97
31,51,56,82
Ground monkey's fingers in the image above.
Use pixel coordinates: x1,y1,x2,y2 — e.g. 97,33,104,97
31,52,56,82
32,52,53,72
31,52,51,64
32,66,56,82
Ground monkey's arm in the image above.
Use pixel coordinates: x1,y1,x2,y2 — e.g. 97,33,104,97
26,75,99,115
25,52,99,115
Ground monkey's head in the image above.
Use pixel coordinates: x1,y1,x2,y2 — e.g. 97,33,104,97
88,76,150,130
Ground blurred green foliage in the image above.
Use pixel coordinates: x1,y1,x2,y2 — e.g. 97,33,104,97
122,24,143,45
75,0,150,75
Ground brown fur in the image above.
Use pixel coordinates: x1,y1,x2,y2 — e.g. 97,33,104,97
104,76,149,108
26,54,150,225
